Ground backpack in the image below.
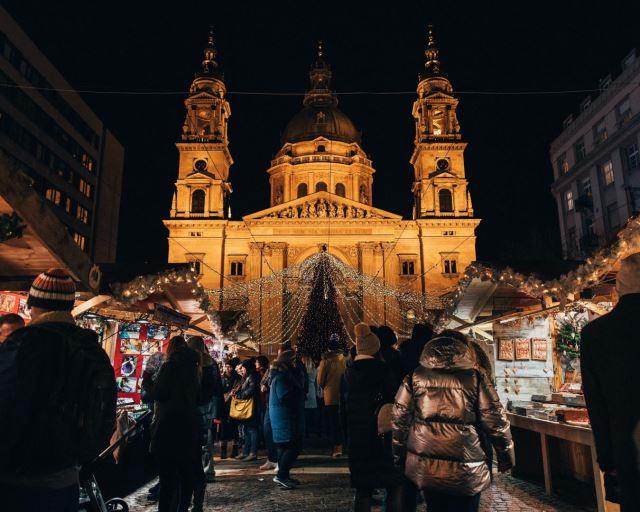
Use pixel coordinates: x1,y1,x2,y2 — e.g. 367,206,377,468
16,323,116,469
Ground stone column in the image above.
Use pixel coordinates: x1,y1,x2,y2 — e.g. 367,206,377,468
358,242,381,325
264,243,288,352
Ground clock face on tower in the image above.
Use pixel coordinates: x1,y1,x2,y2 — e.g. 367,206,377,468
194,159,208,172
436,158,449,171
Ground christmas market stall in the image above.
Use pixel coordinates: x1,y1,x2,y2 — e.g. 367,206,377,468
441,218,640,512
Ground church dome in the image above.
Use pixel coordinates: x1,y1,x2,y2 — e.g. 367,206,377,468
281,104,361,145
281,41,362,146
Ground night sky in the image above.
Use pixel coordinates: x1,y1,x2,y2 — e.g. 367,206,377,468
4,1,639,267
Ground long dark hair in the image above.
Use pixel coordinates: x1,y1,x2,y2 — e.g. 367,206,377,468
166,335,186,360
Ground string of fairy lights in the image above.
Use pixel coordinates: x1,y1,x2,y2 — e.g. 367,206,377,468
112,215,640,347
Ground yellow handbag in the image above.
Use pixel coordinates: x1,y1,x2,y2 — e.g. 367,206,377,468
229,397,254,421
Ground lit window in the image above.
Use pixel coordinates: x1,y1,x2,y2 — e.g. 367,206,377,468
230,261,244,276
45,188,61,205
565,190,574,211
602,160,615,186
594,119,607,145
65,197,73,214
627,144,640,170
73,232,86,250
557,153,569,174
443,259,458,275
78,179,92,198
76,205,89,223
617,97,632,125
401,261,415,276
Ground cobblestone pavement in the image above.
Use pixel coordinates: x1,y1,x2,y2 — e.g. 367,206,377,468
126,455,595,512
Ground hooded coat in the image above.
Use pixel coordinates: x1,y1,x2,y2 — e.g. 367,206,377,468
345,357,405,489
150,346,200,461
268,361,305,444
392,335,514,496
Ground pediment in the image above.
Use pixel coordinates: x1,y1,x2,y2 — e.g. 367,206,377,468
243,191,402,221
428,169,457,179
182,170,217,180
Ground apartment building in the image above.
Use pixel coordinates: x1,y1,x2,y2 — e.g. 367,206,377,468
550,49,640,259
0,6,124,264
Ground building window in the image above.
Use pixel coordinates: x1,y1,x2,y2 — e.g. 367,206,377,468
317,145,326,153
191,260,202,275
73,232,86,250
602,160,615,186
443,258,458,275
78,178,92,198
230,261,244,276
315,181,328,192
567,227,577,255
580,97,591,112
565,190,574,211
45,187,61,205
627,143,640,170
191,189,205,213
335,183,346,197
189,231,203,237
607,202,620,230
442,230,455,236
617,97,632,126
438,189,453,213
581,177,592,198
574,138,586,162
297,183,308,198
401,260,415,275
64,197,73,214
557,153,569,174
594,118,607,145
76,205,89,224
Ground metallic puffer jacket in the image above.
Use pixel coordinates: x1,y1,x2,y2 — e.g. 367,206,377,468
392,336,515,496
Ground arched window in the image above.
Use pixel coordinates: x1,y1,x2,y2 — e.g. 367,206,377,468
316,181,328,192
335,183,346,197
191,189,205,213
317,145,326,153
438,189,453,213
297,183,308,198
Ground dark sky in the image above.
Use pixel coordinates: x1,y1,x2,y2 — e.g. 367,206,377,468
4,1,639,266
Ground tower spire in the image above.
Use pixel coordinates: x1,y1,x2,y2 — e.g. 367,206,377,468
201,25,219,75
423,24,442,77
304,40,336,106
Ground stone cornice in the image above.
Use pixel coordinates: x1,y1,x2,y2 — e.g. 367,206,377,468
416,218,481,229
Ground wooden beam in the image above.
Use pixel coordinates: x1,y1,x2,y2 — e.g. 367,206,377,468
163,289,183,313
71,295,111,318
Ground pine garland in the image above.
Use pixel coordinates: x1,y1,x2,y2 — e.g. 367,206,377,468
555,317,586,361
0,212,25,243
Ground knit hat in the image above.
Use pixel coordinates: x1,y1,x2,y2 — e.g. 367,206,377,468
354,322,380,356
27,268,76,311
616,253,640,296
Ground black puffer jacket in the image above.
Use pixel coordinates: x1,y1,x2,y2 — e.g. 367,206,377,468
150,346,200,461
392,336,514,496
346,357,404,489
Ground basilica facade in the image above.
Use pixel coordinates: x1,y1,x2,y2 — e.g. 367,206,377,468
164,28,480,337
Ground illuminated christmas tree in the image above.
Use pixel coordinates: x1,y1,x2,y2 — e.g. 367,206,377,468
297,253,347,360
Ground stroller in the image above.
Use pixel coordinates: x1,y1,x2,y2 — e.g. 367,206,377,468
79,410,152,512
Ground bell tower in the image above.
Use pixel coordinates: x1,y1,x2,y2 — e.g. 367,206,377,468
410,25,473,219
170,27,232,219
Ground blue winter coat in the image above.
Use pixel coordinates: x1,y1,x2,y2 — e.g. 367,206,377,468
268,362,305,444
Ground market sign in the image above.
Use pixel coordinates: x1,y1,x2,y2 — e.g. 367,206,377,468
152,303,190,327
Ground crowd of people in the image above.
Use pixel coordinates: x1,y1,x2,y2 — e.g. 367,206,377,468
1,264,639,512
